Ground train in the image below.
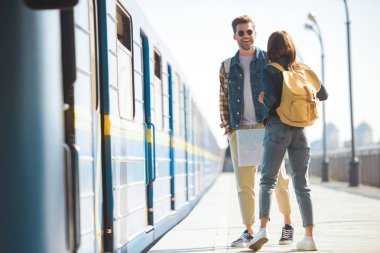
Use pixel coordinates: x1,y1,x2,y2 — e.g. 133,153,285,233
0,1,224,252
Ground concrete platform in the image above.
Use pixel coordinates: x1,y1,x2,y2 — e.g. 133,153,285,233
148,172,380,253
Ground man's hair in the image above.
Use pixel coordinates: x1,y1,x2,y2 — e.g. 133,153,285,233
267,30,301,70
231,15,255,34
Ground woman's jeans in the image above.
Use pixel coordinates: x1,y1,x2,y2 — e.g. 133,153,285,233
259,117,314,227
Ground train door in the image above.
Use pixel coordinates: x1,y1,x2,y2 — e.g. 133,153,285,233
62,0,102,252
140,33,154,226
168,65,175,209
107,3,150,251
185,88,196,200
183,85,190,203
193,104,202,195
141,34,172,226
151,50,172,224
1,2,73,253
170,72,188,209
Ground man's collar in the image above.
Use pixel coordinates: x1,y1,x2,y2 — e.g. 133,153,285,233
231,46,263,66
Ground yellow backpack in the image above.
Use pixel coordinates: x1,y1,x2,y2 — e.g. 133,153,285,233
269,63,321,127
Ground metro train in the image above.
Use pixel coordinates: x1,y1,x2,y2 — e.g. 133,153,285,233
0,1,223,252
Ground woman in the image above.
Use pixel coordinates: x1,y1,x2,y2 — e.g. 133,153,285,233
249,30,328,251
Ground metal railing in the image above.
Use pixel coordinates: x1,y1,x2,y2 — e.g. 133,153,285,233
310,145,380,187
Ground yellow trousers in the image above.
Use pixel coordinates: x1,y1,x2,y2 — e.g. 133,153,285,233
228,124,291,225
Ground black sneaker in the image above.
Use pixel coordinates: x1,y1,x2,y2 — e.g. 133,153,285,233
279,224,294,245
231,230,254,248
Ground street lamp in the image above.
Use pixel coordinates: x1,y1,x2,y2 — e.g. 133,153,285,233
305,12,329,182
342,0,359,186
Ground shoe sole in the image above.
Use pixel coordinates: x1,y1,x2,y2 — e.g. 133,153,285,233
230,243,249,248
297,246,317,251
279,240,293,245
249,238,268,251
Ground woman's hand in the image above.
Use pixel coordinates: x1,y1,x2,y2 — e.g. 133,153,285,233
258,92,265,104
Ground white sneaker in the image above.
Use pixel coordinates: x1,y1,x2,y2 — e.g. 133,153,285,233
249,229,268,251
296,236,317,251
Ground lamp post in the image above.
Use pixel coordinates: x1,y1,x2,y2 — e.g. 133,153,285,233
343,0,359,186
305,12,329,182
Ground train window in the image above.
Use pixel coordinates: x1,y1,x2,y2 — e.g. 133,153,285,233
116,6,132,50
153,50,163,130
154,51,162,79
116,4,134,120
179,82,185,136
173,73,181,136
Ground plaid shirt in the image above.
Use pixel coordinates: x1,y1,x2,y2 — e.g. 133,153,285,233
219,63,231,134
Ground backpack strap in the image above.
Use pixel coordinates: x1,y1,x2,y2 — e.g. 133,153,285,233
268,62,285,72
303,86,314,100
223,58,232,76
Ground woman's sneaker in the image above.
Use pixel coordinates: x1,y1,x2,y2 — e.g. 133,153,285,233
279,224,294,245
249,229,268,251
297,236,317,251
231,230,253,248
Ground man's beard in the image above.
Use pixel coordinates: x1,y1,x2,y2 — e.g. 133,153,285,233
238,40,253,51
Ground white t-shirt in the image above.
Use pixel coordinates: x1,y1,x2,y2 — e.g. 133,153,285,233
239,55,256,125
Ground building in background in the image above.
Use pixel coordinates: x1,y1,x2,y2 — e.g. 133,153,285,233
311,123,340,150
343,121,374,147
326,123,340,149
356,122,373,146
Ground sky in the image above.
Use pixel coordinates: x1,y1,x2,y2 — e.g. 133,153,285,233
136,0,380,148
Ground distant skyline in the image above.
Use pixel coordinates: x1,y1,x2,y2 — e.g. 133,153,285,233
310,120,377,151
136,0,380,148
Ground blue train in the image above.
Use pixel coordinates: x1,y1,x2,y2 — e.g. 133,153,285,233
0,1,223,252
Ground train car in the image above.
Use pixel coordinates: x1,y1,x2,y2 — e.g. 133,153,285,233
0,0,224,253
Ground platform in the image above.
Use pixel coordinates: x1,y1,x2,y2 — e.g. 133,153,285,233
148,172,380,252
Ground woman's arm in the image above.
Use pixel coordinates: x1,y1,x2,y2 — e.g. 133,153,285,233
317,84,328,101
263,67,279,108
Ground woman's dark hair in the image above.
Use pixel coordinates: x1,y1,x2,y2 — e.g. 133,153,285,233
267,31,301,70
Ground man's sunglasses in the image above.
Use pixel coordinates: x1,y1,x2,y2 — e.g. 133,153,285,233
237,29,254,37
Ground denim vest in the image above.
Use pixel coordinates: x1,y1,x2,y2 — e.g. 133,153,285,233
227,47,268,129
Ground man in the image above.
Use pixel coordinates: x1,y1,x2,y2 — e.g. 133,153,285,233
219,15,293,248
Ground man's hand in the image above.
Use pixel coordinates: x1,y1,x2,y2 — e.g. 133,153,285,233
224,126,231,135
220,123,231,135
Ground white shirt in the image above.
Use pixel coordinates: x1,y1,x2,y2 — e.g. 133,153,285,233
239,55,257,125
